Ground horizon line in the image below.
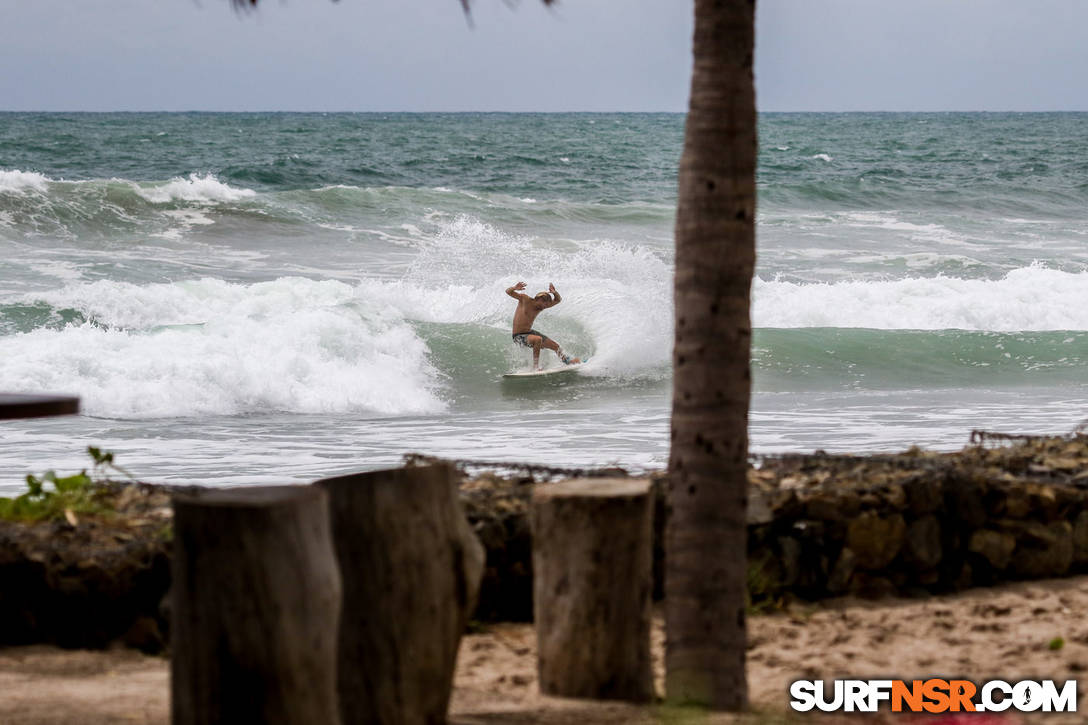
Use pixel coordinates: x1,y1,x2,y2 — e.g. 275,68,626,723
3,108,1088,114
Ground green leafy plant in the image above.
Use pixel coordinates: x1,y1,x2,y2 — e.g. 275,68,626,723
86,445,133,480
0,446,129,522
746,551,787,614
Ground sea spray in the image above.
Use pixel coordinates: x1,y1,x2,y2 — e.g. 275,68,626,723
2,278,444,418
133,173,257,205
390,215,672,375
754,265,1088,331
0,169,51,194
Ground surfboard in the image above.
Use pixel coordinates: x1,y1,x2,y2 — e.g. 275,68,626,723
502,361,588,379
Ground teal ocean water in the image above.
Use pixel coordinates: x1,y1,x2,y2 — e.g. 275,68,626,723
1,113,1086,491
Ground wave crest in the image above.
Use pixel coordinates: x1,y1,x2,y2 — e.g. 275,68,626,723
1,278,443,418
754,265,1088,331
134,173,256,204
0,169,51,194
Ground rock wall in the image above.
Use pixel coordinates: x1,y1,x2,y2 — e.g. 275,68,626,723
745,437,1088,604
462,436,1088,616
2,437,1085,649
0,483,173,652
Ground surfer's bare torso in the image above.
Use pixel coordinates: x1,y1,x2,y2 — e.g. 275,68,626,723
509,283,559,334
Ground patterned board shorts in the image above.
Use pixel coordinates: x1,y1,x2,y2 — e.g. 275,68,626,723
512,329,551,347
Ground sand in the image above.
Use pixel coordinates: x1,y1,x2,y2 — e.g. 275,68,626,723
4,576,1088,724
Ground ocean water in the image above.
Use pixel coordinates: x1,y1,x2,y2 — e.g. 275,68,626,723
0,112,1086,492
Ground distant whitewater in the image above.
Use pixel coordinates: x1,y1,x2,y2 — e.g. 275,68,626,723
1,112,1086,492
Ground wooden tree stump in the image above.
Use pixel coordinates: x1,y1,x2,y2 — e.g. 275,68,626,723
171,485,341,725
317,463,485,725
531,477,655,702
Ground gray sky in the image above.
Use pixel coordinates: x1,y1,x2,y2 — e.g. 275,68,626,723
758,0,1088,112
1,0,1087,112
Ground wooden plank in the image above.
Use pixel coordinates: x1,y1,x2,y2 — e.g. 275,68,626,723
0,394,80,420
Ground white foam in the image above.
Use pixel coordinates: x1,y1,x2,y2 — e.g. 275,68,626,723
0,169,51,194
845,252,984,269
24,260,85,283
163,209,215,226
754,264,1088,331
317,184,363,192
812,153,833,162
370,215,672,375
2,277,443,418
135,173,256,204
790,248,850,260
839,211,967,246
152,209,217,240
316,223,362,233
842,211,939,232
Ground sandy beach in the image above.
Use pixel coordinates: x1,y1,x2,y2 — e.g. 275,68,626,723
3,575,1086,724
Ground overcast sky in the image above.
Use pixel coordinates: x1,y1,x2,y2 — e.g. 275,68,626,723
2,0,1087,112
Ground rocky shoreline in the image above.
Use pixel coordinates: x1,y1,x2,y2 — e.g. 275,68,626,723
745,432,1088,604
1,433,1086,652
0,482,173,652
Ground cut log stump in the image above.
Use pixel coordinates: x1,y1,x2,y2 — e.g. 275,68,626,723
531,477,655,702
171,485,341,725
317,463,485,725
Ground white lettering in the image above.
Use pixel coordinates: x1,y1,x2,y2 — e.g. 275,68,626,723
981,680,1012,712
816,680,844,712
844,680,868,712
789,680,816,712
867,680,893,711
1040,680,1077,713
795,678,1077,714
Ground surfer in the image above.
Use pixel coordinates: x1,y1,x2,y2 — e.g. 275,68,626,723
506,281,581,370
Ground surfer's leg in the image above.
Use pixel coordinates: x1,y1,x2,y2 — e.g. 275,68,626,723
540,336,580,365
527,334,544,369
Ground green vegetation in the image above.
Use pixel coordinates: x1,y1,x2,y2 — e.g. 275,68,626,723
1048,637,1065,651
746,551,786,614
0,446,129,522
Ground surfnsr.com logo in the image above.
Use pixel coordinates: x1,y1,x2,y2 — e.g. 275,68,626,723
790,679,1077,713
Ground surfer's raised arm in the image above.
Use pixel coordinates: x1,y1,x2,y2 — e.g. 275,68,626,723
506,281,529,300
545,283,561,306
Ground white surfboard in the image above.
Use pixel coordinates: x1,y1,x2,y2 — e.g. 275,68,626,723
502,361,588,379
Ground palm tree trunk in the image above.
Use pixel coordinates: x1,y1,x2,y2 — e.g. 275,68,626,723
666,0,756,710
